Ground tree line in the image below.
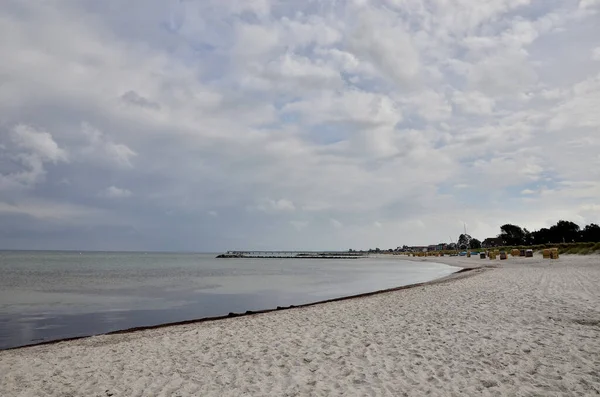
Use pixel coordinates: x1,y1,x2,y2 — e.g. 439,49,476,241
497,221,600,245
458,220,600,249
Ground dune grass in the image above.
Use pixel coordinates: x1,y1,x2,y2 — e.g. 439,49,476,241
429,242,600,256
397,242,600,257
481,242,600,255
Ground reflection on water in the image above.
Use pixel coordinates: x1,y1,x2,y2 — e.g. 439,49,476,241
0,251,457,349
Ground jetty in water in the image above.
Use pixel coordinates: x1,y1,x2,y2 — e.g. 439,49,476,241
216,251,366,259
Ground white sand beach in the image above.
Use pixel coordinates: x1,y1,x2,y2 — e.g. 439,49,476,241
1,255,599,396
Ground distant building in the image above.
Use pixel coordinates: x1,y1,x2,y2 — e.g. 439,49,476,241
406,244,448,252
408,246,428,252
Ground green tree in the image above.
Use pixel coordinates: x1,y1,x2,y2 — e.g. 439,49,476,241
582,223,600,242
470,238,482,249
523,228,533,245
549,220,581,243
458,234,472,249
532,228,551,244
500,224,526,245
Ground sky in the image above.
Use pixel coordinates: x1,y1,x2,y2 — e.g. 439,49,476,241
1,0,600,252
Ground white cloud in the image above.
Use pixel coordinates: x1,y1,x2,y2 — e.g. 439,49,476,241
467,49,538,95
245,53,344,93
280,16,342,48
452,91,495,115
547,73,600,130
579,0,600,9
592,47,600,61
10,125,68,163
403,90,452,121
234,23,279,59
1,0,599,250
539,89,564,100
80,123,137,168
284,90,402,127
253,198,296,213
471,153,545,186
274,199,295,212
1,125,68,190
347,5,420,88
103,186,132,199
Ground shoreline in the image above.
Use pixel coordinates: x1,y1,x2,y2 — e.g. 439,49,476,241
2,255,599,396
4,259,478,351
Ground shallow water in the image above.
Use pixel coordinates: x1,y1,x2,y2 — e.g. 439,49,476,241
0,251,457,349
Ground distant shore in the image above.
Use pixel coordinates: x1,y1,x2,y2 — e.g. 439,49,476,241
2,255,599,396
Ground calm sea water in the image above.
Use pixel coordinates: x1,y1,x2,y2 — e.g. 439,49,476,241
0,251,458,349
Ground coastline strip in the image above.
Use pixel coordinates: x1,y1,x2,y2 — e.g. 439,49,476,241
4,265,483,351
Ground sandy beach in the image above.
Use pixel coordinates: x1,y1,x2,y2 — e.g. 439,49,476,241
1,255,599,396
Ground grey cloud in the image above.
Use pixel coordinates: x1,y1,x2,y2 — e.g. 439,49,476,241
120,91,161,110
1,0,599,251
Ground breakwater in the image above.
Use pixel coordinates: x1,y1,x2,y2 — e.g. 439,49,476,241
216,251,366,259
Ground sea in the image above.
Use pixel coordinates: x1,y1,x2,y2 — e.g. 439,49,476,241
0,251,458,350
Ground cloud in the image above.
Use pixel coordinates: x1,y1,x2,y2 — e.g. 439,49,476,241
103,186,132,199
1,0,599,251
1,125,68,190
80,123,137,168
121,91,161,110
284,89,402,127
547,73,600,131
251,198,296,214
452,91,495,115
579,0,600,9
346,5,420,88
467,49,538,95
10,125,68,163
592,47,600,61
